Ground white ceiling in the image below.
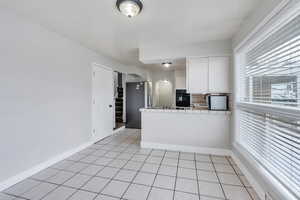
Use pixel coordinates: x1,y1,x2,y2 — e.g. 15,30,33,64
1,0,261,68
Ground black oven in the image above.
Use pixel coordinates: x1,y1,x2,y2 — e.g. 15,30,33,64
176,89,190,107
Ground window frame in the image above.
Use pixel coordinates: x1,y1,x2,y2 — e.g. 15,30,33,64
235,9,300,116
233,3,300,200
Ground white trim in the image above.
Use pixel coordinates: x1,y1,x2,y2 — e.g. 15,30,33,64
234,0,291,52
141,142,232,156
232,4,300,199
144,83,148,108
113,126,125,134
92,62,113,72
186,58,190,93
244,3,300,54
186,55,232,60
91,62,114,140
0,141,94,192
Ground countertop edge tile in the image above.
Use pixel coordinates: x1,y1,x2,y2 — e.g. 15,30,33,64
139,108,231,115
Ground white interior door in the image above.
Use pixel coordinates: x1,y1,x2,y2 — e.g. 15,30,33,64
92,64,114,141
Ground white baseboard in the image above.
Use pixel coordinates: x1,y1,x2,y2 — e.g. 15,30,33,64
141,142,232,156
113,126,125,134
0,141,94,192
231,152,265,200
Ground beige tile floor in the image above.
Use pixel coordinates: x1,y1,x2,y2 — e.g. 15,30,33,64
0,129,261,200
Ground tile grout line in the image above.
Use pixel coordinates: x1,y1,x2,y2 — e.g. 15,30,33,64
39,157,93,200
46,135,129,200
30,145,131,199
145,149,167,200
92,134,144,199
52,149,233,178
119,147,155,200
210,155,228,200
4,131,260,200
2,193,30,200
227,156,256,200
63,148,118,200
6,155,95,200
27,155,233,199
65,138,127,200
194,153,201,200
3,162,71,200
44,133,136,200
171,151,180,200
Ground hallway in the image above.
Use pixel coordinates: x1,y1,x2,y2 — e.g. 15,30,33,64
1,129,258,200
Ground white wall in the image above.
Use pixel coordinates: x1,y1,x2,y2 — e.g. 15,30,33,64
232,0,284,48
126,74,145,83
140,40,232,64
150,70,175,107
0,9,147,186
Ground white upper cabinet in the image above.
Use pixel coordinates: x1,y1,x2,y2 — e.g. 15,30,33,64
186,57,209,93
186,56,230,94
175,69,186,89
209,57,230,93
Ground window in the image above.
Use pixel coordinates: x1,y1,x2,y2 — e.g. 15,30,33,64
239,109,300,198
244,15,300,107
237,14,300,199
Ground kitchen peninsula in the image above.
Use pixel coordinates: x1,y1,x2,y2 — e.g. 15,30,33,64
140,108,231,155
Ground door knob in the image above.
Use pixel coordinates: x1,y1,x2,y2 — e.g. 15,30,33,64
109,105,112,108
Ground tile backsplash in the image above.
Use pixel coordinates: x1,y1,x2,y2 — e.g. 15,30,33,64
191,94,208,107
191,93,232,110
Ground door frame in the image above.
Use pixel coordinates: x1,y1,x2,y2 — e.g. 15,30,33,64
91,62,114,142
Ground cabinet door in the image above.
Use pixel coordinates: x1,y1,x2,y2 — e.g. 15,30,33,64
187,57,209,93
175,69,186,89
209,57,230,93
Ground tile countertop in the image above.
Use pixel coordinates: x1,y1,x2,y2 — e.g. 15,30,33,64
139,108,231,115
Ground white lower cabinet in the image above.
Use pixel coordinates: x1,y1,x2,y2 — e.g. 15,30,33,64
186,56,230,93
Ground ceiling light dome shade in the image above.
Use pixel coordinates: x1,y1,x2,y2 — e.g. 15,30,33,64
116,0,143,18
162,62,172,68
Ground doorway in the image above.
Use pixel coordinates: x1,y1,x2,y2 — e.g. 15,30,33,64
113,72,125,130
155,80,173,107
92,64,114,141
126,82,145,129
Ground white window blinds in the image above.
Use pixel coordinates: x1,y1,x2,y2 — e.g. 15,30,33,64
239,108,300,198
238,13,300,199
244,15,300,107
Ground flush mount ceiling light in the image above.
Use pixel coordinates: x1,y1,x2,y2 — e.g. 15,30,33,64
162,62,172,68
116,0,143,18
